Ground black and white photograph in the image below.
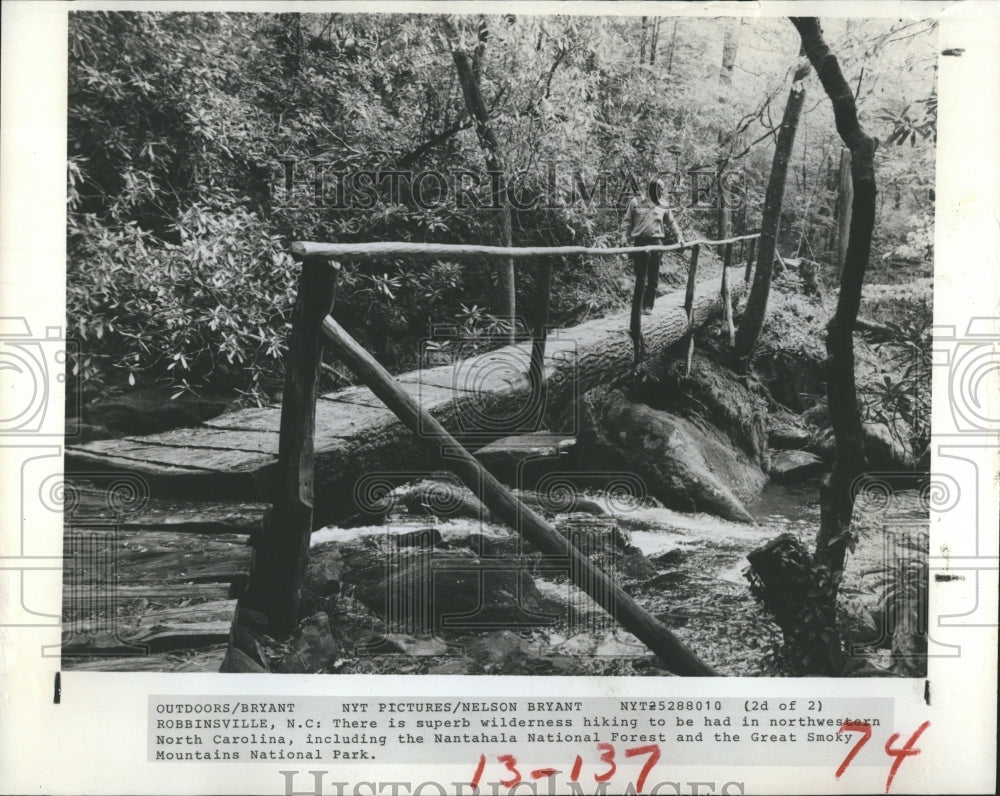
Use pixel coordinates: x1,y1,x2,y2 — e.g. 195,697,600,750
0,2,996,794
61,10,937,679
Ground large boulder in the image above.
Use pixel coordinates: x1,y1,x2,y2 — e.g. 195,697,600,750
277,612,341,673
768,409,814,450
473,433,576,487
754,350,826,413
578,386,765,524
863,421,918,471
341,547,563,633
394,478,493,523
769,450,826,483
751,289,829,412
637,354,769,465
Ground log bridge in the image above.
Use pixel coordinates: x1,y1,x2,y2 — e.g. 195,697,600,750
65,234,759,675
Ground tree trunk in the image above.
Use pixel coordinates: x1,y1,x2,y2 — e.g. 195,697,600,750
665,20,679,75
733,54,811,366
445,21,516,343
719,19,741,85
747,19,877,676
238,258,338,640
716,171,736,346
275,13,303,77
835,147,853,277
792,16,876,579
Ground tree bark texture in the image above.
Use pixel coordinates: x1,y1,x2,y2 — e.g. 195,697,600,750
835,147,853,277
792,17,876,578
719,19,741,85
746,20,877,677
447,23,517,343
240,258,339,637
715,169,736,346
733,55,811,364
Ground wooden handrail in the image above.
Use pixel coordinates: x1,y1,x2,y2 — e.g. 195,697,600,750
290,233,761,261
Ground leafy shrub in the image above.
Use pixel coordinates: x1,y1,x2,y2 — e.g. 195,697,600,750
68,205,298,404
858,283,932,460
868,531,928,644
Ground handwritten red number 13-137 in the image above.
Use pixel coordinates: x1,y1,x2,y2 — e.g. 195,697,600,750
469,721,929,794
471,743,660,792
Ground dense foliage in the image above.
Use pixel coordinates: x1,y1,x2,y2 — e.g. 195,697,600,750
68,12,936,403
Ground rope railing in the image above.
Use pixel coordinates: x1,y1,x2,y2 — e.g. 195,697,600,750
290,233,760,261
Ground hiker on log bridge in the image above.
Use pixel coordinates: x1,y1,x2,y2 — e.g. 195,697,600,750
622,177,686,317
60,13,938,686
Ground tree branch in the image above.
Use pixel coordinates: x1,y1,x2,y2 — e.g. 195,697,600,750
391,118,474,170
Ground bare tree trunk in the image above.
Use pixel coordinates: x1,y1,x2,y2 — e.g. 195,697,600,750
275,13,303,77
793,17,876,579
665,19,679,75
733,54,811,365
445,20,516,343
835,147,853,277
747,19,877,677
649,19,661,66
639,16,648,65
719,18,741,85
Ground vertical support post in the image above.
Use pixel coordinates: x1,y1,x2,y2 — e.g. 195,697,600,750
684,244,700,376
745,236,757,283
721,242,735,347
240,257,340,638
528,259,553,430
628,249,644,365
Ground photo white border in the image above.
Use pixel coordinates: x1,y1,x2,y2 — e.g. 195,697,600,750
1,2,997,793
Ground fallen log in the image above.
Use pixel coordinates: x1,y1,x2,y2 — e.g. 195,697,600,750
64,645,228,672
63,530,251,585
66,269,749,528
65,485,266,534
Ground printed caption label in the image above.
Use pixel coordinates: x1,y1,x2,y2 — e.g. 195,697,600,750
149,696,895,767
